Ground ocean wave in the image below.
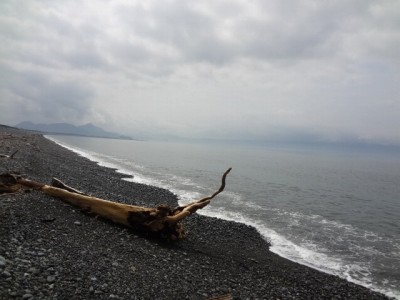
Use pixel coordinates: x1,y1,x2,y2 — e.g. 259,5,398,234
200,207,400,299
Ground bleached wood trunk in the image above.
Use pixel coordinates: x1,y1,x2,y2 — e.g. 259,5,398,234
0,169,231,240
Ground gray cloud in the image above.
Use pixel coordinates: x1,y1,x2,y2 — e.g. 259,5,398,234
1,0,399,145
1,66,93,124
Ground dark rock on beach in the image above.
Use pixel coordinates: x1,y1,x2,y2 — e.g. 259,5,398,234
0,125,389,299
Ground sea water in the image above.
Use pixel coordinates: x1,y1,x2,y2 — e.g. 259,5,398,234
46,135,400,299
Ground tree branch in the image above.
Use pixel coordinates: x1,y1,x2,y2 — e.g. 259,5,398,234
0,150,18,159
166,168,232,224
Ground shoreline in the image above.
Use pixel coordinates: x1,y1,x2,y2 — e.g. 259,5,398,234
0,126,390,299
46,134,400,299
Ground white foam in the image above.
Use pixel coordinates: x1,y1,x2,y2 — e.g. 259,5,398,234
199,206,400,300
46,136,204,197
204,192,400,300
200,208,344,272
45,136,139,180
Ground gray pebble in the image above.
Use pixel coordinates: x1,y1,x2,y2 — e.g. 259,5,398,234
2,270,11,277
47,275,56,283
27,267,39,274
9,291,17,297
74,221,81,226
0,255,6,267
20,259,31,264
22,294,33,299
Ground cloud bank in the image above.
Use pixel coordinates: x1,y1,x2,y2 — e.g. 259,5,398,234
1,0,399,145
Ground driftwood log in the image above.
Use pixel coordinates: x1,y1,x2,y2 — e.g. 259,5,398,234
0,150,18,159
0,168,231,240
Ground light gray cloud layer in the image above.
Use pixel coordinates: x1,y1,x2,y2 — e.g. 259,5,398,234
1,0,399,144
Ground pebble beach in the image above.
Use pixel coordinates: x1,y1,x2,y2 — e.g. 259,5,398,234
0,125,390,299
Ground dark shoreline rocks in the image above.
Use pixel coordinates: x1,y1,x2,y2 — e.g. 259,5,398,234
0,126,389,299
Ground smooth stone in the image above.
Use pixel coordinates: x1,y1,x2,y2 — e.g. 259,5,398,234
2,270,11,277
0,255,6,267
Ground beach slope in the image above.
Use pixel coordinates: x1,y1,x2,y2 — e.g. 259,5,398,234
0,126,389,299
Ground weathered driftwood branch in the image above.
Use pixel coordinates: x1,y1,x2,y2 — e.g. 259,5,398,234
51,177,89,195
0,150,18,159
0,168,232,240
0,173,22,194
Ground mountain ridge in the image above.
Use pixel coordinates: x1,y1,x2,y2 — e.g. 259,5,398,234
15,121,133,140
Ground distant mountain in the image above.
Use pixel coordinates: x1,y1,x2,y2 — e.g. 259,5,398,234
15,121,133,140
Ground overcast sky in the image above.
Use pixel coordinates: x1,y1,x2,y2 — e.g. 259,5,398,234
1,0,399,145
